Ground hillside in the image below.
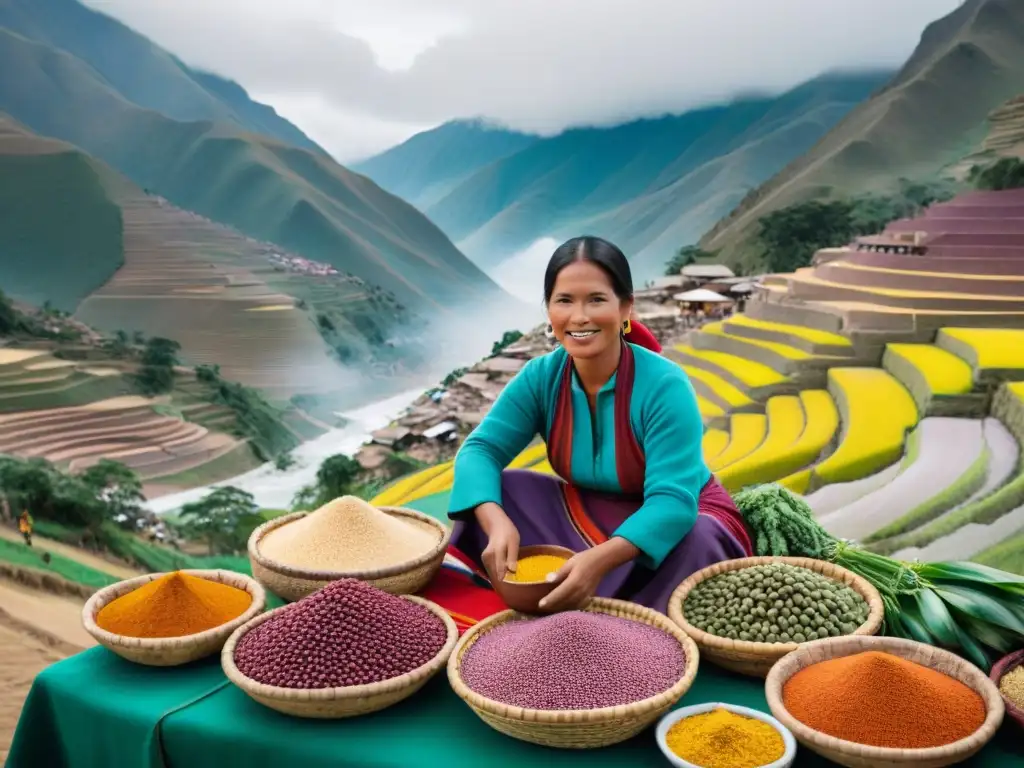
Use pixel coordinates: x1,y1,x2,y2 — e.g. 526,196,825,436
957,94,1024,173
0,114,451,401
357,72,890,279
0,114,125,310
700,0,1024,272
0,27,509,316
0,0,322,153
352,120,538,211
0,305,292,495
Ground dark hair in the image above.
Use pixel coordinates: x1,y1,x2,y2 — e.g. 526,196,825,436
543,236,633,304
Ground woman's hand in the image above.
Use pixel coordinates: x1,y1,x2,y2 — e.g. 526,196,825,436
475,502,520,581
539,537,640,612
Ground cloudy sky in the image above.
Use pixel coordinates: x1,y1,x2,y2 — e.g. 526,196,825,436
85,0,962,162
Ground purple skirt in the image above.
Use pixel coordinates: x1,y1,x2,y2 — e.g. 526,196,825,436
449,469,749,615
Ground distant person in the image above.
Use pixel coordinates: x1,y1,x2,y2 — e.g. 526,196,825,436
445,236,751,615
18,510,33,547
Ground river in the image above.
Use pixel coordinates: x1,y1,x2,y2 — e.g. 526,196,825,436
144,387,426,515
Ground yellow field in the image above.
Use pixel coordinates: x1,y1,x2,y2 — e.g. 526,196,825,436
885,343,973,395
812,368,918,486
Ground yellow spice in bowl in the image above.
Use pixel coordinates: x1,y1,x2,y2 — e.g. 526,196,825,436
666,708,785,768
505,554,567,583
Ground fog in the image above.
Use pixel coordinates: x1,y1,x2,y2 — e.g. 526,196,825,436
490,237,560,305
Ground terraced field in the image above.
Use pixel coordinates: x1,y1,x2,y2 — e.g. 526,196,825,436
0,346,255,486
365,188,1024,573
75,197,348,399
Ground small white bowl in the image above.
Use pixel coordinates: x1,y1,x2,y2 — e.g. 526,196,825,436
655,702,797,768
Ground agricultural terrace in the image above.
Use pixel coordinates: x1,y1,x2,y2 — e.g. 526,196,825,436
0,345,263,494
370,187,1024,573
75,197,346,398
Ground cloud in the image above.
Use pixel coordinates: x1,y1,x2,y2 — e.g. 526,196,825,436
82,0,962,161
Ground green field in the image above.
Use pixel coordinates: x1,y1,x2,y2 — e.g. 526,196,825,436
0,536,117,589
975,531,1024,575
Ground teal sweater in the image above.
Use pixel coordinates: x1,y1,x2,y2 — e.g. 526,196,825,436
448,344,710,569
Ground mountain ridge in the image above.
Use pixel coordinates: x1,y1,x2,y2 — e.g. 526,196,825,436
700,0,1024,271
356,71,892,279
0,23,508,313
0,0,324,154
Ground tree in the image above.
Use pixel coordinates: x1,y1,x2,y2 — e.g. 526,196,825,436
490,330,523,357
757,200,857,274
664,245,712,276
292,453,362,509
970,157,1024,191
79,460,145,530
195,363,221,383
141,337,181,368
103,330,132,359
315,454,361,499
179,486,262,555
0,455,106,529
136,337,181,395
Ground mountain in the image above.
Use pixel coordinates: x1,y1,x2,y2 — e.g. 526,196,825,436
0,112,127,309
357,72,890,279
700,0,1024,271
0,0,323,153
0,23,507,313
352,120,538,210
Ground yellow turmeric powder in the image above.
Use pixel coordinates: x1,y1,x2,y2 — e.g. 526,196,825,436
665,708,785,768
96,571,252,638
505,554,567,583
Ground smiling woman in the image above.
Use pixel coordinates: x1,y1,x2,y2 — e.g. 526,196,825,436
445,236,753,615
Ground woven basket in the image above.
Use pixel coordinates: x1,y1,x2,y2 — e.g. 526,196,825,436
990,648,1024,731
82,569,266,667
221,595,458,718
668,556,884,677
765,635,1005,768
248,506,450,602
447,597,700,749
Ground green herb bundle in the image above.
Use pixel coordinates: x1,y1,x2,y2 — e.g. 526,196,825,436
732,483,1024,670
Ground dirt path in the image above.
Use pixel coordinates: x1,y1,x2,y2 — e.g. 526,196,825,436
0,527,140,580
0,580,94,649
0,582,89,763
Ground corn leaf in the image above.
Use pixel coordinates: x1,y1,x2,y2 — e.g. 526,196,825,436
952,620,991,670
918,561,1024,586
952,611,1018,655
897,598,937,645
914,589,959,647
933,584,1024,637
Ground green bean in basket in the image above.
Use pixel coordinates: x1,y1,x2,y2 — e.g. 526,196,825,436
683,562,870,644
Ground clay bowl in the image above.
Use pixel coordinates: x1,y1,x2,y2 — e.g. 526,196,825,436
491,545,575,614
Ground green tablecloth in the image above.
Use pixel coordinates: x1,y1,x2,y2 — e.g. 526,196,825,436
8,647,1023,768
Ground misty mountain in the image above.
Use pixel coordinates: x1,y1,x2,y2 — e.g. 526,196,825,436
356,71,891,279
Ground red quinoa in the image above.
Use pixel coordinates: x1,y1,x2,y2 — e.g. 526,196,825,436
234,578,447,688
460,611,685,709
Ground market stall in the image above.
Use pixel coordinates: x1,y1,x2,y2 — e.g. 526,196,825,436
8,491,1024,768
11,644,1019,768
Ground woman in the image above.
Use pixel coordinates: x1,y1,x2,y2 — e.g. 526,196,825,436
447,236,752,615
